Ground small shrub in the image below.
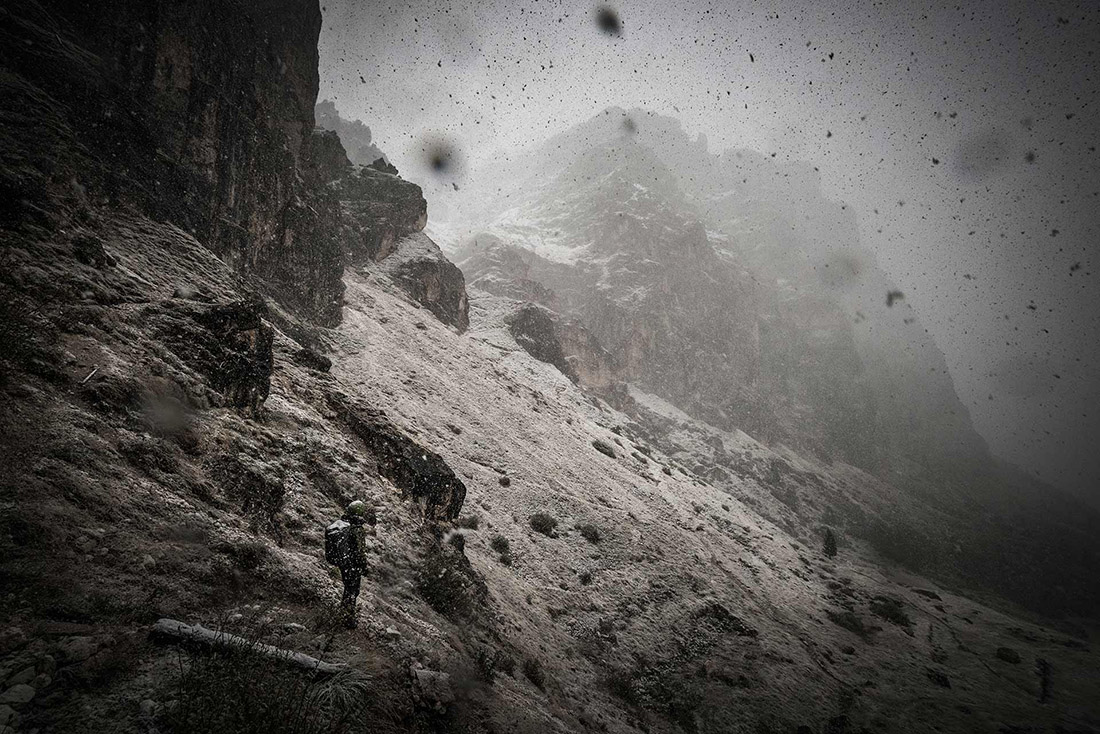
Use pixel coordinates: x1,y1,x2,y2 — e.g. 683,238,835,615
576,524,601,544
455,515,480,530
490,535,510,554
823,528,838,557
592,439,617,458
474,647,498,683
827,610,870,637
496,655,516,677
995,646,1021,664
522,657,545,690
230,539,269,571
605,668,638,706
529,512,558,536
160,628,373,734
579,570,593,586
499,552,513,567
869,596,911,629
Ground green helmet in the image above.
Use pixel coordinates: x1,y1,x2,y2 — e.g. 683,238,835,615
345,500,376,524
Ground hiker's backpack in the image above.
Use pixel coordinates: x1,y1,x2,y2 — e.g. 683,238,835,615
325,519,352,567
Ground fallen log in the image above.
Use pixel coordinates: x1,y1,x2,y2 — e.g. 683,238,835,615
150,618,346,676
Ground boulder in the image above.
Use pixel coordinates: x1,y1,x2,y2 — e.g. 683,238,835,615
410,665,454,711
56,636,98,663
0,629,25,656
0,685,34,706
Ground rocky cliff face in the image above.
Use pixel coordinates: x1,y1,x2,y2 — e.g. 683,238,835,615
13,0,348,324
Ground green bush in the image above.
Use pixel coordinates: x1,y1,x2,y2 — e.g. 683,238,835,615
522,657,545,690
490,535,510,554
577,523,601,544
529,512,558,536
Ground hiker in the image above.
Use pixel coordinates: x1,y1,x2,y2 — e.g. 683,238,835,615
325,500,377,628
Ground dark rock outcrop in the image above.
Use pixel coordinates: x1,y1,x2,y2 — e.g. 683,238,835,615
378,233,469,332
147,296,274,414
508,304,578,381
328,394,467,526
339,168,428,263
507,303,620,388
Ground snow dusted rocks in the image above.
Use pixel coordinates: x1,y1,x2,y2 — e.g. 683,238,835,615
376,233,470,332
327,393,467,526
147,295,274,414
339,167,429,263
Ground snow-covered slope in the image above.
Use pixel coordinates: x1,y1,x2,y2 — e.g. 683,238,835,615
2,6,1098,734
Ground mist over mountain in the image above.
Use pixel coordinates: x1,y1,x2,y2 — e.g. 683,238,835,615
443,108,987,485
1,2,1098,734
320,0,1100,504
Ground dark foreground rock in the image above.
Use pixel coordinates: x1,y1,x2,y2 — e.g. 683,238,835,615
146,297,274,414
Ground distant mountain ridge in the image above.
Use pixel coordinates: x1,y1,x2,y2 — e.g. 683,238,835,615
450,107,984,487
443,108,1099,616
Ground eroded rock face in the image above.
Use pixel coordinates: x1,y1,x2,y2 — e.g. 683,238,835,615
4,0,344,326
506,303,620,389
327,394,467,526
458,234,559,308
378,234,469,332
147,296,274,414
339,169,428,263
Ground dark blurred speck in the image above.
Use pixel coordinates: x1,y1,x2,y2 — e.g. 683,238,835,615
596,6,621,36
424,141,454,174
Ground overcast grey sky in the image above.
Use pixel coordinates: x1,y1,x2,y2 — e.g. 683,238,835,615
318,0,1099,500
